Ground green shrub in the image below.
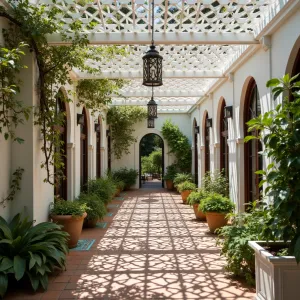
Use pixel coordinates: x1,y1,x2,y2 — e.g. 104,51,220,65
87,177,117,204
177,181,196,192
173,173,193,187
77,193,107,221
200,193,234,213
0,213,69,297
202,170,229,197
163,164,178,181
217,203,267,285
111,167,138,189
50,200,87,216
187,190,208,206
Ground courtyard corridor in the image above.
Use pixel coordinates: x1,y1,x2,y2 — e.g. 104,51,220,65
6,189,255,300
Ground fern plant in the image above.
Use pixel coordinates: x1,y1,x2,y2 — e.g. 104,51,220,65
173,173,193,187
0,214,69,298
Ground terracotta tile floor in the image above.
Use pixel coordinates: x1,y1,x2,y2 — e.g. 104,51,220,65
5,189,255,299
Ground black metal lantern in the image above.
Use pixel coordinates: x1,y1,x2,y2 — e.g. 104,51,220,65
147,86,158,118
142,0,163,87
194,126,200,134
106,129,110,137
94,124,101,132
147,117,155,128
206,118,213,128
224,106,233,118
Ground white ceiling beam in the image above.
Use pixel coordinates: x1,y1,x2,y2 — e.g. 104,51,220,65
47,32,259,45
74,70,224,79
111,101,196,106
118,90,204,97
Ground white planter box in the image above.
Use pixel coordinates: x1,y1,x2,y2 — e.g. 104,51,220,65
249,241,300,300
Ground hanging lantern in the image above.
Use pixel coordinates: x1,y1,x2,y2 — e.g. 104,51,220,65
147,117,155,128
142,0,163,87
143,46,163,86
147,86,158,118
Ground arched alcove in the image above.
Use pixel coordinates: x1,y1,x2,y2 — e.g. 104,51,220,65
80,107,88,190
286,35,300,78
96,116,102,178
202,111,210,174
243,78,262,206
193,118,198,185
139,133,164,188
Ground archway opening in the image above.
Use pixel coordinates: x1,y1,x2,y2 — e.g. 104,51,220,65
193,119,198,185
80,107,88,191
139,133,164,189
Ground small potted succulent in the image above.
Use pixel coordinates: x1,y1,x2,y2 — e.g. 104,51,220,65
177,181,197,204
187,190,207,220
50,200,87,248
77,193,107,228
163,164,178,190
200,193,234,233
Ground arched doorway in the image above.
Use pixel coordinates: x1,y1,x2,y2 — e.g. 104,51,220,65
107,127,111,171
219,98,229,179
54,92,68,200
193,119,198,185
139,133,164,188
244,78,262,205
96,117,102,178
80,107,88,191
203,112,210,174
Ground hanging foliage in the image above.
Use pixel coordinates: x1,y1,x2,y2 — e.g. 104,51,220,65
0,0,127,184
161,119,192,172
107,106,147,159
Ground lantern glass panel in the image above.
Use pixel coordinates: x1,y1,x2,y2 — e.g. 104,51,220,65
147,118,155,128
147,98,158,118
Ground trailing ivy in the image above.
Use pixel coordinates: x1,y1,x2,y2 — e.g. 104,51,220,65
161,119,192,172
0,0,127,184
76,79,126,114
107,106,147,159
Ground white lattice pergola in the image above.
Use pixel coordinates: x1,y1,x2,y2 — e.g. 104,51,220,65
32,0,293,112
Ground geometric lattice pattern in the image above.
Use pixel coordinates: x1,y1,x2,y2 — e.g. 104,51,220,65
35,0,289,112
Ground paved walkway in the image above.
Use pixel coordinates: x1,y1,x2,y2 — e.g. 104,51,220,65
6,189,255,299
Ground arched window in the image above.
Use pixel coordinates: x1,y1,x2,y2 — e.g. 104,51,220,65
80,108,88,191
220,99,229,179
204,112,210,174
96,117,101,178
244,79,262,205
291,48,300,78
54,94,67,200
194,119,198,185
107,128,111,171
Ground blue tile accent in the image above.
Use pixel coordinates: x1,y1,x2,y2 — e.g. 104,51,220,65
120,192,127,197
70,239,95,251
106,212,113,217
114,196,125,201
96,222,107,229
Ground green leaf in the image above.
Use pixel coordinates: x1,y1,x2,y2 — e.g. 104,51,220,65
0,258,13,272
39,274,49,290
14,255,26,281
0,273,8,298
266,78,280,87
294,236,300,264
0,239,12,245
27,272,39,291
244,135,257,143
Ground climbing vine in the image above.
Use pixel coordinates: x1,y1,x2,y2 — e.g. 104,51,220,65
107,106,147,159
0,0,126,184
161,119,192,172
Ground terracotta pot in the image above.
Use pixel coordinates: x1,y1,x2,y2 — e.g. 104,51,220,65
181,190,192,204
115,188,121,197
165,180,174,190
206,212,228,233
51,212,87,248
193,204,206,220
83,218,98,228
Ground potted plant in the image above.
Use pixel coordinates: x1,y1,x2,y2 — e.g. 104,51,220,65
111,167,139,190
163,164,178,190
77,193,107,228
50,200,87,248
200,193,234,233
187,190,207,220
114,180,125,197
173,173,193,193
177,181,197,204
0,213,69,298
245,75,300,300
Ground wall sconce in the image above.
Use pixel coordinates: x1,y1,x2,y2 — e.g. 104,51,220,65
106,129,110,137
206,118,212,128
94,124,100,133
77,113,84,126
224,106,233,118
194,126,200,134
147,117,155,128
